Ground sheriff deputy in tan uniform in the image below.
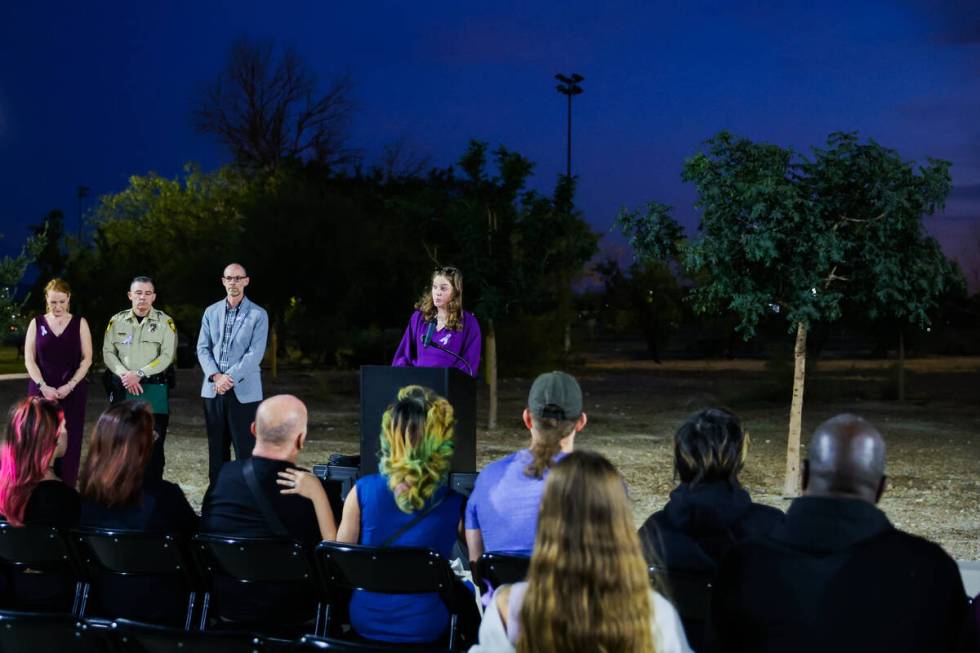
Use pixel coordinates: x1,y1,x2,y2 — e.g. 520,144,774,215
103,275,177,482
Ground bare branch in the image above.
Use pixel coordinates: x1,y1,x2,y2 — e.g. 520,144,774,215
833,212,886,230
193,37,354,173
422,240,440,266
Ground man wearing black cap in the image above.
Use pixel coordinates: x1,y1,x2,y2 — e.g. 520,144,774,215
464,371,588,565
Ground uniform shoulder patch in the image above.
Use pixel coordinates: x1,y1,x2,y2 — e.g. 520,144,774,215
167,318,176,333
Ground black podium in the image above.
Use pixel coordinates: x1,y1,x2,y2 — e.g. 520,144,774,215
359,365,477,475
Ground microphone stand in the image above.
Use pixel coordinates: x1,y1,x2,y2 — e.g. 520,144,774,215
425,341,474,377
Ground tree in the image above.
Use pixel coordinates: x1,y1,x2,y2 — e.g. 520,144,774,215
619,131,952,495
436,142,597,427
69,165,246,335
27,210,67,308
803,133,955,401
194,37,354,174
0,229,46,340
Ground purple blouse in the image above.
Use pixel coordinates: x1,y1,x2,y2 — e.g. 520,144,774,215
391,310,481,377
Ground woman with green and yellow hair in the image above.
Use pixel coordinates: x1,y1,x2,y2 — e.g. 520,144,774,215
336,385,465,645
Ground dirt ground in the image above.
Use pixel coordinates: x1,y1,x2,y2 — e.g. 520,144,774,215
4,347,978,560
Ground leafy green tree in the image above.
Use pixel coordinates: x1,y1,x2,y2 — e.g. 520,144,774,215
436,142,597,427
0,229,46,341
804,133,956,400
68,165,246,341
619,131,952,495
594,258,684,360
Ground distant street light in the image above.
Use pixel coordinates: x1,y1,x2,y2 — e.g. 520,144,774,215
555,73,584,179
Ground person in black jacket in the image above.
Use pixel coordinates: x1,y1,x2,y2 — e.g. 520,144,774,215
708,414,969,653
78,401,199,623
637,408,783,649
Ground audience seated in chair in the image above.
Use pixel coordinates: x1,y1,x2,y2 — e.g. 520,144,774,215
471,450,691,653
637,408,783,648
333,385,469,646
465,371,587,563
0,397,79,528
708,413,970,653
201,394,336,628
77,401,199,623
0,397,80,610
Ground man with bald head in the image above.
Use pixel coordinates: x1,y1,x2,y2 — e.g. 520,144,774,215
709,414,968,653
198,263,269,483
201,395,335,629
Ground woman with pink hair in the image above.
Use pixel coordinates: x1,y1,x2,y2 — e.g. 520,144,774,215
0,397,80,527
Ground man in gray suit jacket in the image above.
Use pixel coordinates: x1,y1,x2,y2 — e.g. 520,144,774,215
197,263,269,483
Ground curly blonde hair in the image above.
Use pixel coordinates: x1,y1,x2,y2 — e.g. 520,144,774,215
519,451,655,653
415,266,464,331
378,385,455,513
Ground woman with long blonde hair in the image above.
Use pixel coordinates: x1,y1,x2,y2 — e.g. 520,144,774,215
335,385,470,645
392,266,481,376
472,450,691,653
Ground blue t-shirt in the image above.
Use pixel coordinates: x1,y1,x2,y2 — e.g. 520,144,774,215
464,449,563,556
349,473,464,644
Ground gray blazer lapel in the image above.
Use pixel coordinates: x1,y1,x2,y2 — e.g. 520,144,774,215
228,297,251,344
215,302,226,346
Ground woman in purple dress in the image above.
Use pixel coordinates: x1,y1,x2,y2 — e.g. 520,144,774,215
392,266,481,377
24,279,93,487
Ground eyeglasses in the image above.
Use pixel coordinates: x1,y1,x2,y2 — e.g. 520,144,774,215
223,276,248,282
434,266,459,276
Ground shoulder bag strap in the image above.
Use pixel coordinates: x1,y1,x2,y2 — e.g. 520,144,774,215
243,458,290,538
380,492,447,548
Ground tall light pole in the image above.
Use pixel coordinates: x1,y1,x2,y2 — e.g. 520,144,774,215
76,186,90,240
555,73,584,179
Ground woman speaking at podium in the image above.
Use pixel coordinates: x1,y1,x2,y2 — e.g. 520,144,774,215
392,266,481,377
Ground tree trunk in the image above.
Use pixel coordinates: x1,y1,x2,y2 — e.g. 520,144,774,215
486,318,498,429
270,324,279,379
559,278,572,355
898,329,905,402
783,322,807,497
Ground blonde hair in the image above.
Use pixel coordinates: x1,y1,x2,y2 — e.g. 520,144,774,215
525,415,577,479
378,385,455,513
519,451,655,653
415,266,464,331
44,278,71,298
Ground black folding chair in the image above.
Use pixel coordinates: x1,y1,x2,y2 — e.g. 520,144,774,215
475,552,530,590
313,542,476,651
192,534,325,636
0,610,110,653
0,522,86,614
110,617,265,652
295,634,452,652
71,528,201,628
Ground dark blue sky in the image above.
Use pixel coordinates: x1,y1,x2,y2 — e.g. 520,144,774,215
2,1,978,286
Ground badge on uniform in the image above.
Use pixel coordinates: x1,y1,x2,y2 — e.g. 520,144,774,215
121,335,133,345
149,322,158,333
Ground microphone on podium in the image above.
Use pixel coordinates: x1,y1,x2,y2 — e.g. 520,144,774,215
422,320,437,348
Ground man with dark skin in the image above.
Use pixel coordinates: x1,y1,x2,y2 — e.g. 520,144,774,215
709,414,969,653
805,413,887,503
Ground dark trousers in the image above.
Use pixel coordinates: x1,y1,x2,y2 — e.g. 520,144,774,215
204,392,258,483
148,413,168,483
